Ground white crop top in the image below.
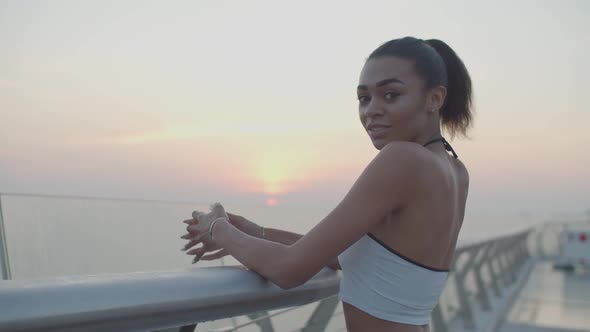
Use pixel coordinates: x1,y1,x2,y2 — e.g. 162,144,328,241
338,233,449,325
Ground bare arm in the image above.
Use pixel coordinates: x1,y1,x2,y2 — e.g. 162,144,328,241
265,228,341,270
186,143,421,289
229,213,341,270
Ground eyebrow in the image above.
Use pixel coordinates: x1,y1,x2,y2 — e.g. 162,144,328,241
357,78,405,90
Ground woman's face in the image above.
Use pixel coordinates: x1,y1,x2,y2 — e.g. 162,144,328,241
357,56,432,150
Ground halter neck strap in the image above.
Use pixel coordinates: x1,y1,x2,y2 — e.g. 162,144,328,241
423,137,458,159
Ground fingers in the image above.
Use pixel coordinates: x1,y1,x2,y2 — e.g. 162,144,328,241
188,248,206,263
186,246,204,255
183,218,197,225
201,249,229,261
192,210,206,221
210,202,227,218
185,245,228,263
193,232,208,243
181,204,230,264
186,222,209,234
183,211,205,229
192,250,206,264
181,238,200,251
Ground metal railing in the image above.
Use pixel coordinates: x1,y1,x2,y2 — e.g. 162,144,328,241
0,266,340,332
432,230,534,332
0,196,11,280
0,193,559,332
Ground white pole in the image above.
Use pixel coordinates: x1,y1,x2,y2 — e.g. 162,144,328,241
0,194,12,280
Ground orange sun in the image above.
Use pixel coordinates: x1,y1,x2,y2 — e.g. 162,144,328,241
265,197,279,207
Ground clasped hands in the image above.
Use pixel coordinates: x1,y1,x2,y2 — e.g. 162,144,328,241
181,202,230,264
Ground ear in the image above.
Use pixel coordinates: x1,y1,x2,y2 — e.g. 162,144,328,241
428,85,447,112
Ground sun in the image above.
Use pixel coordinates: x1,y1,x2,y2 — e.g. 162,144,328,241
239,141,312,197
265,197,279,207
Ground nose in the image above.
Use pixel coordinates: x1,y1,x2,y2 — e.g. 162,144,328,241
360,99,384,118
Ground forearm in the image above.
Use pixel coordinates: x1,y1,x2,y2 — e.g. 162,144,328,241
229,218,340,271
265,228,303,245
229,218,302,244
212,220,296,288
265,228,340,270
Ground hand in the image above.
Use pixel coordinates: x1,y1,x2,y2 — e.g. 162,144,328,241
226,212,265,238
181,203,230,263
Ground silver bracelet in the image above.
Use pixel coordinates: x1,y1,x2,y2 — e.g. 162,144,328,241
209,217,227,240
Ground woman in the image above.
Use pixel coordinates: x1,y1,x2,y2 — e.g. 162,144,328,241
181,36,472,332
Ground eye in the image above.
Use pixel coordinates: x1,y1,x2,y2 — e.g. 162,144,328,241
384,92,400,100
357,95,370,104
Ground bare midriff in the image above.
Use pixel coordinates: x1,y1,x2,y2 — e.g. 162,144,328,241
342,302,430,332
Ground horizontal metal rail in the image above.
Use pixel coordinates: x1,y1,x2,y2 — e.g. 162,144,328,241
0,228,540,332
0,193,568,332
0,266,340,332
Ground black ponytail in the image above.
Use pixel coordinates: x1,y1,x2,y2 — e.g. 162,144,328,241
368,37,473,138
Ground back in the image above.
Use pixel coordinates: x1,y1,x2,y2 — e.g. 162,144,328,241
370,147,469,270
339,143,469,332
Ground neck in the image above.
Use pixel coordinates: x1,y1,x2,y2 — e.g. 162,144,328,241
415,130,443,147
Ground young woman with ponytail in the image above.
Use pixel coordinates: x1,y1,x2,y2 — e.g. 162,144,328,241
182,37,473,332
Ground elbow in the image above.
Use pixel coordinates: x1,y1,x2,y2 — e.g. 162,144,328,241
273,274,307,290
267,259,308,290
260,245,315,290
273,277,300,290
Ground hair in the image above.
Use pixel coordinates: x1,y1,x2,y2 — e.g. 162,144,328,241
368,37,473,138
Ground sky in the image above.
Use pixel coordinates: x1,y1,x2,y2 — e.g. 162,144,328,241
0,0,589,231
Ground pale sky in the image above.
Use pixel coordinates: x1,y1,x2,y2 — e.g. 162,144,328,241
1,0,589,227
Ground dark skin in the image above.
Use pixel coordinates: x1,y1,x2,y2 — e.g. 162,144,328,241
181,56,469,332
343,57,469,331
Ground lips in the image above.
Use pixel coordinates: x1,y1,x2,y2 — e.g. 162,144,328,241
367,124,391,136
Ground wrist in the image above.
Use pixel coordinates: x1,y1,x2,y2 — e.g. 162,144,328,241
260,225,266,239
228,215,245,230
231,215,261,237
209,217,229,241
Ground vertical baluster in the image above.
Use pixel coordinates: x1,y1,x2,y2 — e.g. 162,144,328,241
0,194,12,280
431,303,447,332
454,249,478,330
473,244,492,311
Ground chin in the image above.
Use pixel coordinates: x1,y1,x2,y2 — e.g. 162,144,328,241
370,137,387,150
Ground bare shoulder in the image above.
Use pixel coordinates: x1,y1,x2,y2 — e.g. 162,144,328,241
378,140,432,168
453,157,470,190
380,140,469,189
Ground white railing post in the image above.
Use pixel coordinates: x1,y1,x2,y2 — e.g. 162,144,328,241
431,303,447,332
0,194,12,280
452,248,478,330
245,311,275,332
472,244,492,311
487,242,502,297
301,295,340,332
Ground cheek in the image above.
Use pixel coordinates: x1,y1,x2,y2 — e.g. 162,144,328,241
396,93,427,115
384,101,417,123
358,110,367,126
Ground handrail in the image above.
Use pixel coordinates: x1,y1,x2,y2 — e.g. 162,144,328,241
0,266,340,332
0,229,536,332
